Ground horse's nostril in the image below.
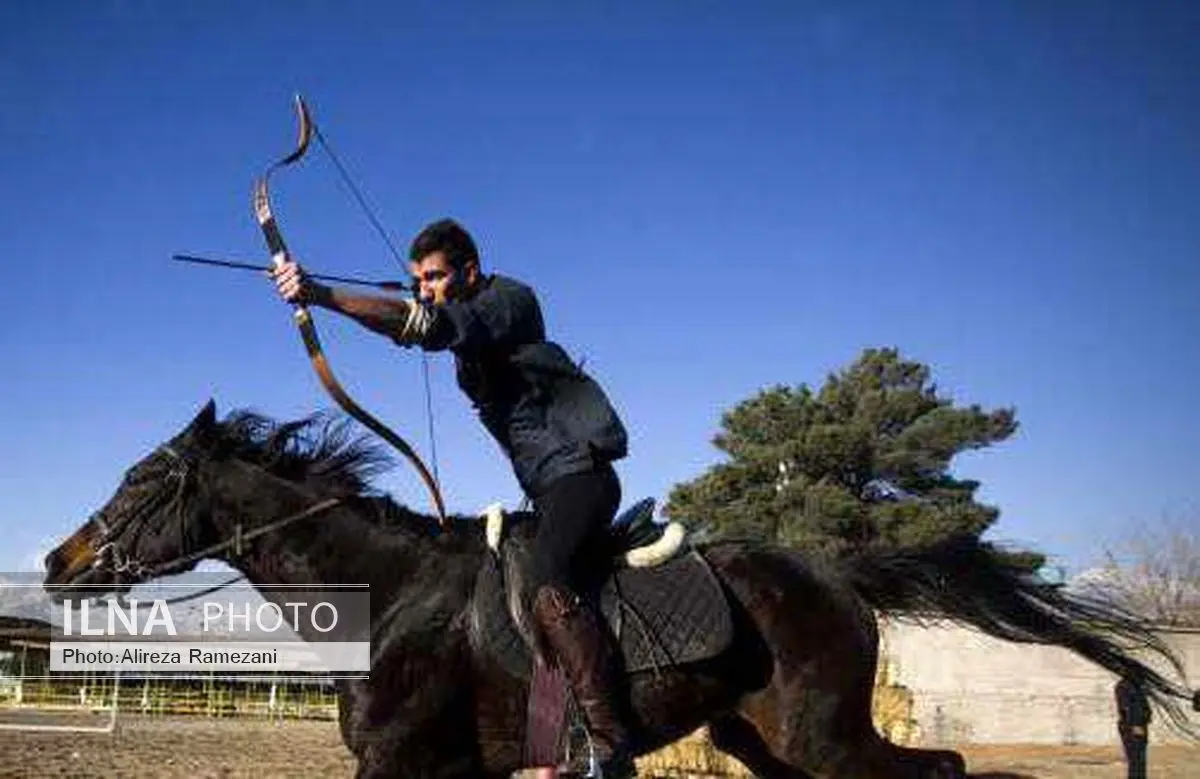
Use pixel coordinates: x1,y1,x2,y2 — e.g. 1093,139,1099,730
43,545,80,581
44,549,64,576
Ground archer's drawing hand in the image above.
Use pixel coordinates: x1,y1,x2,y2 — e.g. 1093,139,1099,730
271,258,322,305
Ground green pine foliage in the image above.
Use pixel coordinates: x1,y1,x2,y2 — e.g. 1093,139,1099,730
665,347,1042,569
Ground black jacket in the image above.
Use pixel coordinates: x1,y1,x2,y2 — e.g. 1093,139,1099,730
418,274,628,497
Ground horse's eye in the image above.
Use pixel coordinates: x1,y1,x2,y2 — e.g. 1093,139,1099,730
123,463,160,488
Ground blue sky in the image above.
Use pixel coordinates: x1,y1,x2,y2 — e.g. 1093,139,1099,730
1,2,1196,577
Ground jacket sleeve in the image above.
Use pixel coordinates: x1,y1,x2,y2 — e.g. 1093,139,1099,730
420,277,544,353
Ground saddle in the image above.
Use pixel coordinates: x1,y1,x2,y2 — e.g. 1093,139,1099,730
467,498,735,680
468,498,735,771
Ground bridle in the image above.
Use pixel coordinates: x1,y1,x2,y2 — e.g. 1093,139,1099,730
90,444,194,583
88,444,343,593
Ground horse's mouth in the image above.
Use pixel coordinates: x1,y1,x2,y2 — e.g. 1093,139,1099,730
42,563,131,603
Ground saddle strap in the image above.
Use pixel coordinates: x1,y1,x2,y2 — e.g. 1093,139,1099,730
525,660,570,767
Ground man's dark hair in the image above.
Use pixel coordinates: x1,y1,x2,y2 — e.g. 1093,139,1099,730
409,218,480,270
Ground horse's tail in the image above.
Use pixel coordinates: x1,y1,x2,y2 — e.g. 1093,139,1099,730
835,533,1197,738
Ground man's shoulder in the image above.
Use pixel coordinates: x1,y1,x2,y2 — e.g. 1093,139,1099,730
449,273,544,342
478,273,542,314
487,273,536,296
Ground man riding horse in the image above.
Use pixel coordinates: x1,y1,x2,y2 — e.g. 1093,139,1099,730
271,217,634,777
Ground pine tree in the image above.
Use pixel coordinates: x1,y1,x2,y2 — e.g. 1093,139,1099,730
665,347,1042,569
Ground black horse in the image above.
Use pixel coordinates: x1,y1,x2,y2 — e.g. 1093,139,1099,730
42,402,1196,778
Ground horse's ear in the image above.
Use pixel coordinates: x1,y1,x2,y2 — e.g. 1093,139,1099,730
186,399,218,437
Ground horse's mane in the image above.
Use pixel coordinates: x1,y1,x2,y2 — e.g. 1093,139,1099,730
208,408,485,543
211,408,390,494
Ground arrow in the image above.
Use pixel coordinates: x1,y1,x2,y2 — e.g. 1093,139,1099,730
171,253,412,292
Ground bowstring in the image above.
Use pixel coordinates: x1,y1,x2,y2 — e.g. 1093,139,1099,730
307,119,442,490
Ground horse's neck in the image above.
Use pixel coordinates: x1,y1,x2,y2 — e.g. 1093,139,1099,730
202,461,477,632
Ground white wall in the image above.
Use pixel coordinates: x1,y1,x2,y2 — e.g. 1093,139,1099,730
877,616,1200,745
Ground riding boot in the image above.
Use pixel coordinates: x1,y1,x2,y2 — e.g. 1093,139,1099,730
532,585,635,779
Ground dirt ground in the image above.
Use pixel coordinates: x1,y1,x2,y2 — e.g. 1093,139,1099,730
0,715,1195,778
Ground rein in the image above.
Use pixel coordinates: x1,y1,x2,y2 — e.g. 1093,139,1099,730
110,496,343,608
129,573,248,608
140,496,344,580
108,497,345,609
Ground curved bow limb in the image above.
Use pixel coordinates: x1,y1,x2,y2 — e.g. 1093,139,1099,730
253,94,449,528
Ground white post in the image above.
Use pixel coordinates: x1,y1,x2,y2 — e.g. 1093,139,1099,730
16,644,26,705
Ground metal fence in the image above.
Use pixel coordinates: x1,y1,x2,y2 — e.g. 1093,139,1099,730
1,673,339,727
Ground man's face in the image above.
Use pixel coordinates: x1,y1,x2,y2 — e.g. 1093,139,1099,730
409,251,477,306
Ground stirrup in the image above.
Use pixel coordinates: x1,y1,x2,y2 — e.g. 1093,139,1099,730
583,734,635,779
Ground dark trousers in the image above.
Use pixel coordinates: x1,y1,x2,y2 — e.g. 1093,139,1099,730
530,463,621,597
1119,726,1148,779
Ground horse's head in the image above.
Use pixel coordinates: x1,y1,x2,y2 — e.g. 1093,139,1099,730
42,400,221,599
